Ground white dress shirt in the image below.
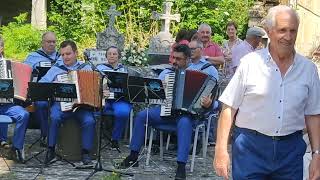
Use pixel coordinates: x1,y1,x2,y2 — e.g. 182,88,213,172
219,47,320,136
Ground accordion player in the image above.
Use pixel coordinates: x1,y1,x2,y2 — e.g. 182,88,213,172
161,69,218,117
0,59,32,103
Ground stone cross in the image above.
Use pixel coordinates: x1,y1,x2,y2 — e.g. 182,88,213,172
105,5,121,29
152,1,180,33
31,0,47,30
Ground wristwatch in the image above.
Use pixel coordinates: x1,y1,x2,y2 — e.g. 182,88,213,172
312,150,320,155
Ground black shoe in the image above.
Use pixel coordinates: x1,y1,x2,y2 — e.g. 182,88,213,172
40,137,47,147
44,148,56,165
111,140,119,150
7,148,25,163
175,167,186,180
82,153,93,165
119,156,139,168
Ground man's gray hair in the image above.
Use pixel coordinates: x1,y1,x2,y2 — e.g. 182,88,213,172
198,23,212,34
42,31,56,41
263,5,299,30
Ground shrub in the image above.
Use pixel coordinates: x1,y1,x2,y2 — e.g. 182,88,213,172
0,13,42,61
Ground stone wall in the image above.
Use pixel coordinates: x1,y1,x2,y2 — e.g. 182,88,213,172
0,0,31,26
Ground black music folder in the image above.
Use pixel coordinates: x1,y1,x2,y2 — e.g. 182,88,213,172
0,79,14,99
35,67,51,82
127,76,165,103
28,82,77,101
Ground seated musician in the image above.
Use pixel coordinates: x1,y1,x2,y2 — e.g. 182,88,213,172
24,31,62,146
39,40,96,165
0,35,29,163
96,46,132,149
120,43,219,180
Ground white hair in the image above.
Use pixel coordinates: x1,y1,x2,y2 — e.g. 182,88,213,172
263,5,299,30
198,23,212,34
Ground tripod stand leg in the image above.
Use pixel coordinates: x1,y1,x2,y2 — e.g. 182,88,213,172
146,128,154,166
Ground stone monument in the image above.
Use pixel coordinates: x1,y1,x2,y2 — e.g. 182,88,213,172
86,5,124,65
148,1,180,65
96,5,124,51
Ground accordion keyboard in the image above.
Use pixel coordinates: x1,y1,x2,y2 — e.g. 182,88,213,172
160,73,175,116
57,74,74,111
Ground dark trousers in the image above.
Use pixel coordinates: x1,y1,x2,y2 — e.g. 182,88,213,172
232,127,306,180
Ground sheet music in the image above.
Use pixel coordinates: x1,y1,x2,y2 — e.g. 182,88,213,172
57,74,74,111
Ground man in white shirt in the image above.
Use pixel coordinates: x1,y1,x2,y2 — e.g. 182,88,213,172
213,5,320,180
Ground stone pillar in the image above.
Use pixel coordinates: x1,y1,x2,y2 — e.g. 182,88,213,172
31,0,47,30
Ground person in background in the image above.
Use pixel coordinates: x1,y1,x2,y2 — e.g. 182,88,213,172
198,23,224,66
169,29,190,64
231,26,265,72
24,31,62,147
221,21,242,79
96,46,132,150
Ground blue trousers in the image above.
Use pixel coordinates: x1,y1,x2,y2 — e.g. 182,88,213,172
0,104,29,150
34,101,49,137
103,100,132,141
0,124,8,141
130,106,194,163
49,103,96,151
232,127,306,180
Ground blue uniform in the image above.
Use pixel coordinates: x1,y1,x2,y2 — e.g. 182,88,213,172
0,104,29,150
24,49,62,69
130,61,218,163
96,63,133,141
24,49,62,139
39,61,95,151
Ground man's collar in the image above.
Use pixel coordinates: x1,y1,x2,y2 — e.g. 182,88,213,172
190,57,206,64
265,43,298,65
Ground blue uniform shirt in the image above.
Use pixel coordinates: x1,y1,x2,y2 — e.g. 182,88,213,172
24,48,62,69
39,61,92,83
187,57,219,81
96,63,127,73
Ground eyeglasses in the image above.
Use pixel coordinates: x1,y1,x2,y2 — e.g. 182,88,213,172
190,47,200,52
45,40,56,44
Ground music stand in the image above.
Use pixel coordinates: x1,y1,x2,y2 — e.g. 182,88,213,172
34,67,51,82
26,82,77,178
0,79,14,103
81,59,134,179
123,76,171,177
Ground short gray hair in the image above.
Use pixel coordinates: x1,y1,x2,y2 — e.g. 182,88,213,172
42,31,56,41
198,23,212,34
263,5,299,30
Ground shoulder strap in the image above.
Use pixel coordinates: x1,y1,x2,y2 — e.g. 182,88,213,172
36,50,60,63
200,63,214,71
77,63,90,70
54,63,69,72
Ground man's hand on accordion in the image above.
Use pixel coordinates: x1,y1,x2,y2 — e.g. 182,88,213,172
103,89,110,98
201,93,213,109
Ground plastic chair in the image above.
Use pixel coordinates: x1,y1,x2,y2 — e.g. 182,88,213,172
146,114,216,172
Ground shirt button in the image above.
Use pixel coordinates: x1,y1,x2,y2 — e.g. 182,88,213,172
276,131,279,133
280,100,282,103
278,116,280,119
276,69,278,71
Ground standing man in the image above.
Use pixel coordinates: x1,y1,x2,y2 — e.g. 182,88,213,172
40,40,96,165
24,31,62,146
198,23,224,66
214,5,320,180
231,26,265,72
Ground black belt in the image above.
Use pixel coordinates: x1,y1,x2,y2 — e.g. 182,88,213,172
236,127,303,141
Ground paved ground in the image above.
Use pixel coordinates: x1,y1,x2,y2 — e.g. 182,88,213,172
0,124,230,180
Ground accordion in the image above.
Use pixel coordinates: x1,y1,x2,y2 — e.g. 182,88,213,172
0,60,32,103
56,70,101,111
160,69,218,116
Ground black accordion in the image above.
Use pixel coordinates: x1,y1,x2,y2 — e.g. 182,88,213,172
160,69,218,116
